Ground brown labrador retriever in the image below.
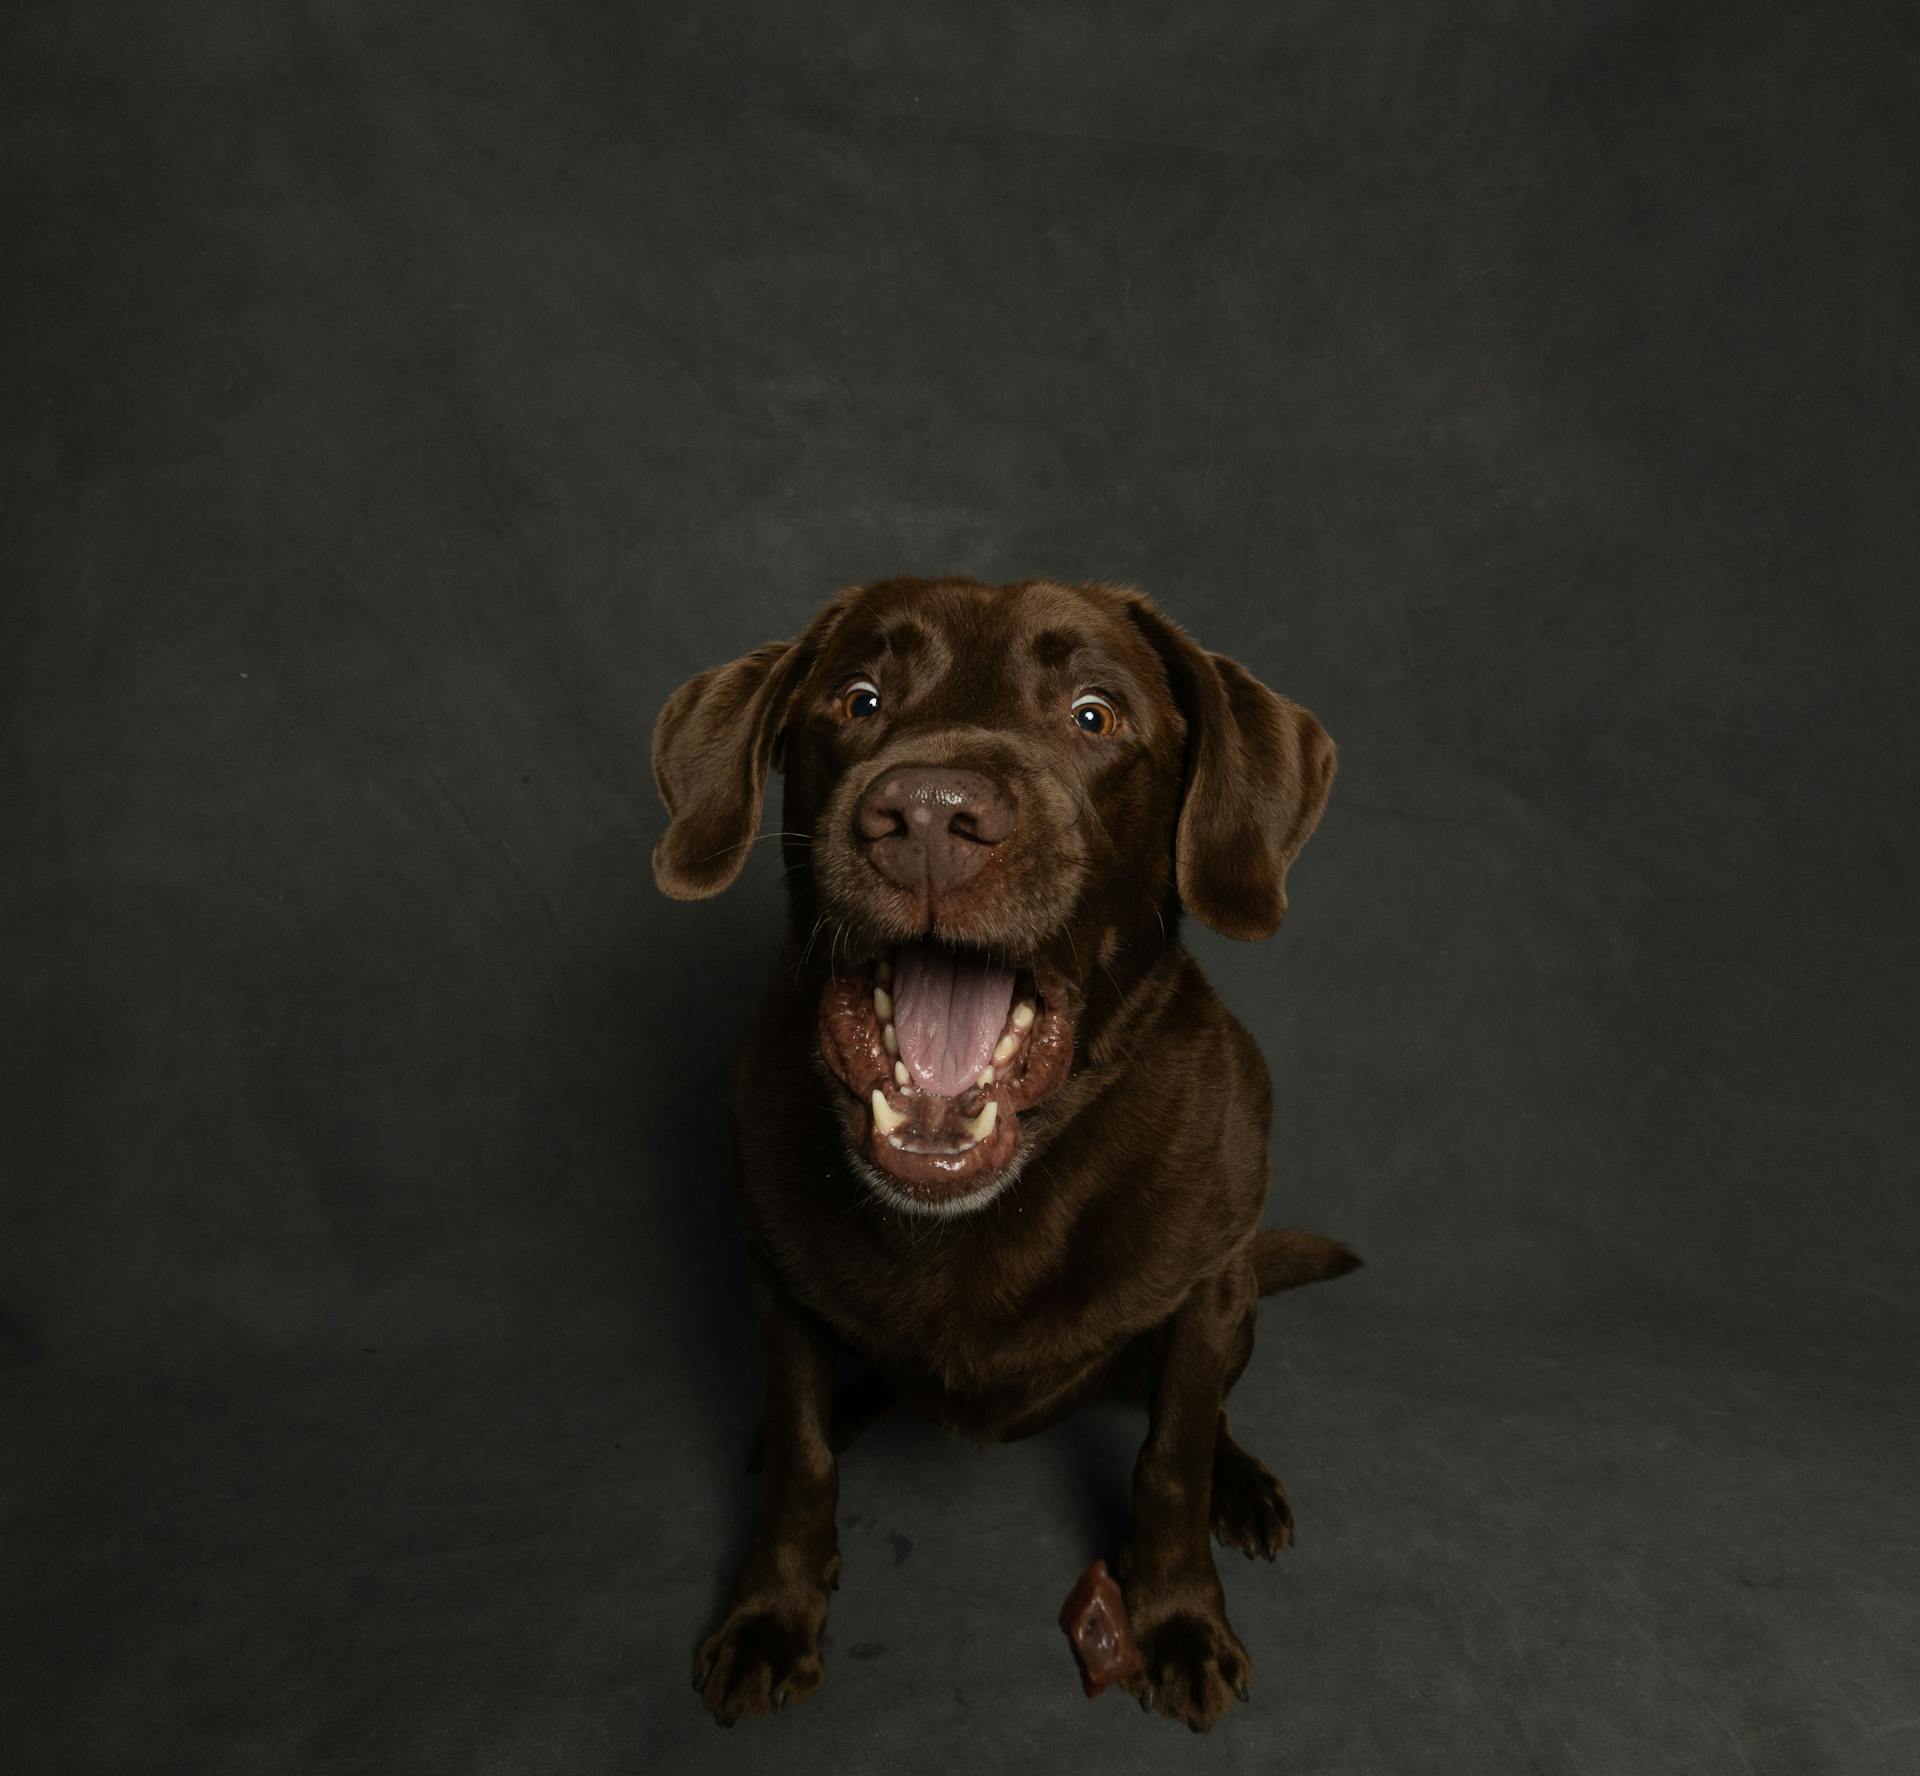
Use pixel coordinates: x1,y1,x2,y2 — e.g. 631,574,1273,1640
653,575,1358,1731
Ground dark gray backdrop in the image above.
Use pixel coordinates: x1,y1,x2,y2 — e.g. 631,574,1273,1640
3,3,1915,1772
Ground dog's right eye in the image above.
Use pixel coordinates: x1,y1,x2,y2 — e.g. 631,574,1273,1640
839,679,882,721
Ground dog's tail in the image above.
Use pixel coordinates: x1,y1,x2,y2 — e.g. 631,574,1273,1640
1251,1227,1363,1295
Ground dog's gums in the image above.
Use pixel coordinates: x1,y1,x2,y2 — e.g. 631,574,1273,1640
818,943,1074,1208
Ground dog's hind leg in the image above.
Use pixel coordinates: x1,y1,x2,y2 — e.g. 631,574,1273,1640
1208,1227,1360,1556
1210,1409,1295,1560
1209,1273,1294,1559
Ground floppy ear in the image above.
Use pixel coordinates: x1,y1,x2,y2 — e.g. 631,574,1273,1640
651,638,811,899
1127,597,1337,941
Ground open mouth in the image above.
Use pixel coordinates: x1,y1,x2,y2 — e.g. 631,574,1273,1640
818,941,1074,1207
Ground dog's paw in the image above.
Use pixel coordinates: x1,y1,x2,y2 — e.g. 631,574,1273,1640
693,1588,829,1725
1210,1440,1295,1560
1122,1600,1251,1731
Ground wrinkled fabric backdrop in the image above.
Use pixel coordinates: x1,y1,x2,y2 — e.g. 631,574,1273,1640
3,3,1915,1773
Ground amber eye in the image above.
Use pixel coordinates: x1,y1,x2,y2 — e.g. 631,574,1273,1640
1071,693,1118,736
839,678,882,720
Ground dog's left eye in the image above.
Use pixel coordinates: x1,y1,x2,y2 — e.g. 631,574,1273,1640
839,678,882,720
1071,694,1118,737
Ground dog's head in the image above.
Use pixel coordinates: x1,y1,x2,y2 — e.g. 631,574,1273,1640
652,577,1335,1218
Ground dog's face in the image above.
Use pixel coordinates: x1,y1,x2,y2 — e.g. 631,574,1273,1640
653,578,1335,1218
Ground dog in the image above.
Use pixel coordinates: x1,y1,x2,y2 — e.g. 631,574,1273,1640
652,575,1358,1731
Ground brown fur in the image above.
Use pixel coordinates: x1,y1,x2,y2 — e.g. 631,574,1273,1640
653,576,1357,1730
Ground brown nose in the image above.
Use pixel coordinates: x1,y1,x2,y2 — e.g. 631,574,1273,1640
856,766,1015,894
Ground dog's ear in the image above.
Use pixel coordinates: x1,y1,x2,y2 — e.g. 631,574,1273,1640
1126,596,1336,941
651,637,813,899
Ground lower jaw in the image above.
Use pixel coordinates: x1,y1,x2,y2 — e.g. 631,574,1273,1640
857,1097,1023,1205
851,1161,1025,1216
818,951,1074,1213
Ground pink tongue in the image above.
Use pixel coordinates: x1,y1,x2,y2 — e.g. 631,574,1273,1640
891,943,1016,1097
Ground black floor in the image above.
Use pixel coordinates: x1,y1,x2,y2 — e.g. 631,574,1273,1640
4,2,1916,1771
9,1297,1917,1773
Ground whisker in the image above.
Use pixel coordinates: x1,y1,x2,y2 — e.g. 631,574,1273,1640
688,828,815,867
796,912,829,982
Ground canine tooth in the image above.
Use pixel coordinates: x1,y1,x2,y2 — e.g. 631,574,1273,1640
883,1022,898,1054
993,1032,1017,1064
870,1089,906,1134
1012,1001,1035,1031
894,1061,909,1087
963,1099,998,1141
875,957,892,986
977,1066,994,1087
873,987,892,1020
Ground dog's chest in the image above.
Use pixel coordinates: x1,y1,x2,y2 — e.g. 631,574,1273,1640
806,1221,1171,1431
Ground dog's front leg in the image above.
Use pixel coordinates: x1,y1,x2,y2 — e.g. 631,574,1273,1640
1118,1265,1256,1731
693,1247,840,1724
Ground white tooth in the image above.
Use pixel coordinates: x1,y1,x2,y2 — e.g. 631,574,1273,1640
977,1066,994,1087
993,1032,1017,1064
894,1061,909,1087
873,987,892,1019
871,1089,906,1134
1012,1001,1035,1030
963,1099,998,1141
875,957,892,986
883,1022,898,1054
